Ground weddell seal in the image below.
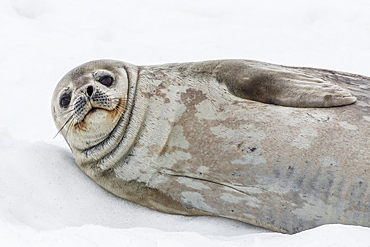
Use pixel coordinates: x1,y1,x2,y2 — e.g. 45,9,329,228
51,59,370,234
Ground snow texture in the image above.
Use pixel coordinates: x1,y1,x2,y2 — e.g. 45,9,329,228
0,0,369,246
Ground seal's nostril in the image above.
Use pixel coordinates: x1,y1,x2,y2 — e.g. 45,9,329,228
87,85,93,97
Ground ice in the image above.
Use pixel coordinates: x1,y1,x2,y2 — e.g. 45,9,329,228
0,0,369,246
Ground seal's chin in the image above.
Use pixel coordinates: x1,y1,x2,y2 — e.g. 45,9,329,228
75,108,97,128
82,107,100,121
67,106,122,150
67,98,124,145
74,107,120,132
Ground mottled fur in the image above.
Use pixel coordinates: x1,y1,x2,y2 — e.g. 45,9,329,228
52,60,369,234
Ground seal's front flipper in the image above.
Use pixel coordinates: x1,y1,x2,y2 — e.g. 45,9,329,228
215,61,357,108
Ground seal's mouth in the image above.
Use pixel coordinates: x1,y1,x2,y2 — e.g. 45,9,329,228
81,107,98,121
75,107,104,126
88,108,98,114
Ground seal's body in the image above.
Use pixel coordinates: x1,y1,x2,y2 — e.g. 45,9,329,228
52,60,369,233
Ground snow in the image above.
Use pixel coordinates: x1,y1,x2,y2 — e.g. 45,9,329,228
0,0,369,246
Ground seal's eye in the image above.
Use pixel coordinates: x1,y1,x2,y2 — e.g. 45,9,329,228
60,93,71,108
98,75,114,87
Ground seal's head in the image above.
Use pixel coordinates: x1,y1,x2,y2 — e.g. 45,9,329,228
51,60,129,151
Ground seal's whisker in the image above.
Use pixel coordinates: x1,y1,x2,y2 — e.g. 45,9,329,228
56,108,74,118
64,113,78,138
53,113,75,138
113,105,125,115
114,101,126,112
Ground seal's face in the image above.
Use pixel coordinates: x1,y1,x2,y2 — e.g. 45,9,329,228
52,61,128,150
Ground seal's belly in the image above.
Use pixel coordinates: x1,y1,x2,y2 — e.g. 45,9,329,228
136,86,370,233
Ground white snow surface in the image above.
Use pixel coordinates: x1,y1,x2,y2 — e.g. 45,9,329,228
1,0,370,246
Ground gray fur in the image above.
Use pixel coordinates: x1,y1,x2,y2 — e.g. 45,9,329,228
52,59,369,234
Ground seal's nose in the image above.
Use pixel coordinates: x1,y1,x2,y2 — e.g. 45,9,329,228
87,85,94,97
